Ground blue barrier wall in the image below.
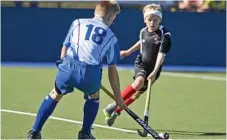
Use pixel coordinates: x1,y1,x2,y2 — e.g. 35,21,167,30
2,7,226,66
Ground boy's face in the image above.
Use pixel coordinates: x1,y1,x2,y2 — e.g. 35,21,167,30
144,14,161,32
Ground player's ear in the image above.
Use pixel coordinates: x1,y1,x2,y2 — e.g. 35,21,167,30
159,18,162,24
107,13,114,23
106,14,111,23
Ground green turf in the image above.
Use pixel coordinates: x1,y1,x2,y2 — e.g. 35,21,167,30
1,67,226,139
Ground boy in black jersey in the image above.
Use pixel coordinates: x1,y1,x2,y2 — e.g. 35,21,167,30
103,3,172,126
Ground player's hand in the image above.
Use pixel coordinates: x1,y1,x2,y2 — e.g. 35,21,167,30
56,59,63,68
147,72,156,81
115,96,128,110
120,50,130,59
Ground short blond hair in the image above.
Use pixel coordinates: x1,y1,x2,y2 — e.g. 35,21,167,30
143,4,162,14
95,0,120,17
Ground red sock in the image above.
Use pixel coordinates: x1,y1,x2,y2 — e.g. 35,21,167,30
116,97,135,114
121,85,136,100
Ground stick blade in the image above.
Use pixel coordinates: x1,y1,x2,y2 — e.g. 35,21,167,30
137,129,148,137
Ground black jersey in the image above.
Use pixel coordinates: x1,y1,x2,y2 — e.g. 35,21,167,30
139,25,172,67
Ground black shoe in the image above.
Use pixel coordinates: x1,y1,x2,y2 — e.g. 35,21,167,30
78,130,95,139
27,130,42,139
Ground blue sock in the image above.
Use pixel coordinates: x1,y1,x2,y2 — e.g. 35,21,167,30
32,95,58,132
82,98,99,134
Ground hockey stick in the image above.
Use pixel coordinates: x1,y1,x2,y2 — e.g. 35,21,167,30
100,85,168,139
137,79,152,137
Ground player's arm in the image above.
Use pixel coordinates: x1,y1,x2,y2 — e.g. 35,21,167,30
126,41,140,55
56,21,76,67
106,40,127,109
60,45,68,59
121,41,140,58
148,33,172,80
152,52,165,73
56,46,69,67
153,33,172,73
60,21,76,58
108,65,121,99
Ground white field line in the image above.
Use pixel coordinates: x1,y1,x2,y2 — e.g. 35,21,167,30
116,67,226,82
1,109,154,137
161,72,226,81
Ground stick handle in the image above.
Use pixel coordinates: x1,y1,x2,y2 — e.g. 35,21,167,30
144,79,152,116
101,85,115,100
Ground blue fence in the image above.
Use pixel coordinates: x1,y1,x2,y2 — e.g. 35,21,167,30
2,7,226,67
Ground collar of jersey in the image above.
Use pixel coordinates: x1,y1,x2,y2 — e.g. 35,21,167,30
93,17,108,28
94,17,104,22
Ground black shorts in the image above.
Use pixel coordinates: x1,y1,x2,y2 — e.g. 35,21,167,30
133,54,162,92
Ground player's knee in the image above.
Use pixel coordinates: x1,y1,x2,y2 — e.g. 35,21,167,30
88,91,100,100
132,77,145,90
139,80,155,93
139,85,148,92
49,88,63,101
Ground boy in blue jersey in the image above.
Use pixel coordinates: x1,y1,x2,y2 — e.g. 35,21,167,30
27,1,127,139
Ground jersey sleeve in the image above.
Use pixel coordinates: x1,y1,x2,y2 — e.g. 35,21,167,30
139,27,147,53
106,36,120,65
63,19,79,48
159,32,172,54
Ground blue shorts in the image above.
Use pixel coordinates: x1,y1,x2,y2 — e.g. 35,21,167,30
55,56,102,95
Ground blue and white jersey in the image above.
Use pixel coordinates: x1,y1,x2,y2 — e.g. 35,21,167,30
63,17,119,66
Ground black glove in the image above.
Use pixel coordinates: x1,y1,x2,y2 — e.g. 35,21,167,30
56,59,63,68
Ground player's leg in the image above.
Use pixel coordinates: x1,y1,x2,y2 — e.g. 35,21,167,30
103,54,145,117
103,76,144,117
120,67,161,113
103,55,145,118
104,76,146,126
113,66,161,114
113,62,162,114
78,91,100,139
102,83,138,120
74,64,102,139
27,87,63,139
104,55,153,126
114,76,150,114
27,56,74,139
104,65,162,127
